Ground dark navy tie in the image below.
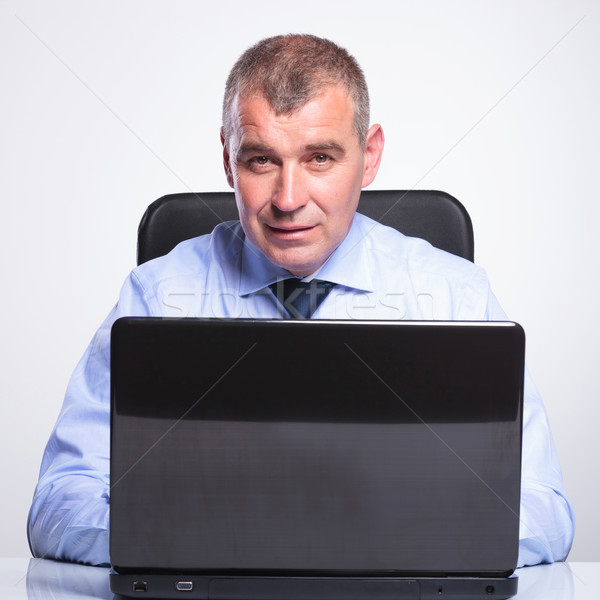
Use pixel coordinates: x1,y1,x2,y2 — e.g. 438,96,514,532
269,279,335,319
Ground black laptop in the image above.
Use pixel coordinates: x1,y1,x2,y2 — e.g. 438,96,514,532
109,318,524,599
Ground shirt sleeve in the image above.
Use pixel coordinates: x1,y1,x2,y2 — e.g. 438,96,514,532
483,287,575,567
27,271,152,566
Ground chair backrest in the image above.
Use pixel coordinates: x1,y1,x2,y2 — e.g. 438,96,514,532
137,190,474,265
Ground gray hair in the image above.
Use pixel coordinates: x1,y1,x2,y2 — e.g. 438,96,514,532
222,34,370,148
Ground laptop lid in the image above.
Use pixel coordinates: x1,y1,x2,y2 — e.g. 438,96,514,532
110,318,523,589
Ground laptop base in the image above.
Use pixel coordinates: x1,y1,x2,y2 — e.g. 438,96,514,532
110,572,518,599
110,318,524,600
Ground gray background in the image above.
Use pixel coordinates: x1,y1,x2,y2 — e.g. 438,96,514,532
1,0,597,561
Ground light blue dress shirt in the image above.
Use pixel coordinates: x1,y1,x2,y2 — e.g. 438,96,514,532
27,213,575,567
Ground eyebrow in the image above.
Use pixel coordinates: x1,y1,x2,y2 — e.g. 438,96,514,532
305,142,346,155
237,143,274,158
236,141,347,160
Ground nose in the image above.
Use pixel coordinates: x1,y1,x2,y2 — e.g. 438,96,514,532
271,163,308,213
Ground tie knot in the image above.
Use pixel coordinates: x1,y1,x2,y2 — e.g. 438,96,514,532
269,278,334,319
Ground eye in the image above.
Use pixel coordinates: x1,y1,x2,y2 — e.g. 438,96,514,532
314,153,328,164
252,156,269,165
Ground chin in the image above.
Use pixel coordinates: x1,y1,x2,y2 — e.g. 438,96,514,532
272,256,314,277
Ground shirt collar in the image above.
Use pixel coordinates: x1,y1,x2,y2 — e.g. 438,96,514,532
315,213,375,292
238,237,291,296
238,213,375,296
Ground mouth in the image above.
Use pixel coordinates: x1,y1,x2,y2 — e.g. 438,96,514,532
267,224,315,233
265,224,317,240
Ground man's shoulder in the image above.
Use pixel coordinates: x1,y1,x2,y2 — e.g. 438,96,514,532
132,220,244,285
353,212,485,283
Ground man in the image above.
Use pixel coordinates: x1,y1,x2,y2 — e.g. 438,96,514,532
28,34,574,567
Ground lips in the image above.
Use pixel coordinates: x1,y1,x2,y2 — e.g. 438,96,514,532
267,225,314,233
265,223,317,241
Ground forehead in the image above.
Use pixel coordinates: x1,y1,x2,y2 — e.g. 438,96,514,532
230,86,358,148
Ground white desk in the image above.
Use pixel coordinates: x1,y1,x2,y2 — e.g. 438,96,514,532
0,558,597,599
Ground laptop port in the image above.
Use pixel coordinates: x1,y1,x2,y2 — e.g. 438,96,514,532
176,581,194,592
132,580,148,592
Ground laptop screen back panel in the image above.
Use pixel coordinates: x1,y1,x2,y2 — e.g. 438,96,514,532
110,319,523,576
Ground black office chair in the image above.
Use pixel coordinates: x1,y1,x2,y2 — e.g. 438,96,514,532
136,190,474,266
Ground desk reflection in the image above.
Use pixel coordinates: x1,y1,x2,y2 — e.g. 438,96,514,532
26,558,111,600
23,557,583,600
517,561,575,599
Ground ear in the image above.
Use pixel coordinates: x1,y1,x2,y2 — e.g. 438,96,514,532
361,124,385,188
221,128,235,189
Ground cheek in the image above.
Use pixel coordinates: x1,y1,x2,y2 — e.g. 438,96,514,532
321,176,362,217
234,177,264,218
325,160,364,195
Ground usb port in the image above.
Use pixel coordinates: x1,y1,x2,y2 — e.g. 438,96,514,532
176,581,194,592
133,580,148,592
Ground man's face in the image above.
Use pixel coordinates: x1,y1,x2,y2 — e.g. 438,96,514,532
222,86,384,276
